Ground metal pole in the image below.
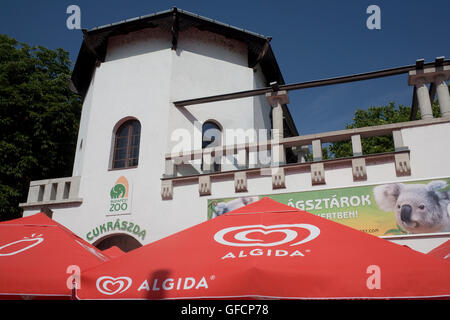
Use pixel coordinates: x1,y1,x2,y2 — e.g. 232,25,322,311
173,60,450,107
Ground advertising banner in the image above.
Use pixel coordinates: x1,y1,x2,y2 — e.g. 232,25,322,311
207,177,450,237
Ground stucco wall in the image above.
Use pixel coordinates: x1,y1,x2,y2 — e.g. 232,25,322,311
167,28,271,172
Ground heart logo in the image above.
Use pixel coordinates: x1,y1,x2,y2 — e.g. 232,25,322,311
234,229,298,245
0,234,44,256
96,276,132,295
214,224,320,247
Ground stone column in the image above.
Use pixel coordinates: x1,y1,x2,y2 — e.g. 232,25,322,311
415,77,433,120
435,74,450,117
265,90,289,165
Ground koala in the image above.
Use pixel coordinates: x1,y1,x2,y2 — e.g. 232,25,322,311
213,196,259,217
373,180,450,234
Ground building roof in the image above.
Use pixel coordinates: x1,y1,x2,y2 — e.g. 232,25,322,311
70,7,299,137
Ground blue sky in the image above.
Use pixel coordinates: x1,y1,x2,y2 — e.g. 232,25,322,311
1,0,449,134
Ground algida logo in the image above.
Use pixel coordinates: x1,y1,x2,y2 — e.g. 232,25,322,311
214,224,320,260
96,276,132,295
96,275,211,296
108,176,131,216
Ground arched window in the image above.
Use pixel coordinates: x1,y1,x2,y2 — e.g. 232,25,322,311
202,121,222,172
112,120,141,169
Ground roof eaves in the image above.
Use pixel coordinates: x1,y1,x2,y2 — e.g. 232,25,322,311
176,8,266,39
88,8,173,32
86,7,267,41
71,8,287,103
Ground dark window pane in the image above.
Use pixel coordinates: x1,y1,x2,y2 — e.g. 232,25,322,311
113,120,141,169
114,160,126,168
132,122,141,135
115,148,126,160
130,149,139,160
117,127,130,138
116,137,128,148
131,135,140,146
202,122,221,149
202,121,221,172
128,157,138,167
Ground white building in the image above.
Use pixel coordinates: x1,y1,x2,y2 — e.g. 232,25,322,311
20,8,450,254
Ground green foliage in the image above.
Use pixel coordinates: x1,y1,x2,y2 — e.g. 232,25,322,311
303,146,331,162
384,223,407,236
328,99,443,159
0,34,81,221
329,102,409,158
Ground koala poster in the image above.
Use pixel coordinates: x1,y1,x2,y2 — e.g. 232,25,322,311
373,180,450,234
208,196,260,220
208,177,450,237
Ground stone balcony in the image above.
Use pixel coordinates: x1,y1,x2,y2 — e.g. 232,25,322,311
19,176,83,210
161,116,450,200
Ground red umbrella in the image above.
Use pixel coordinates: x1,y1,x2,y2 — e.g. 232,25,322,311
428,240,450,262
102,246,126,259
75,198,450,300
0,213,109,299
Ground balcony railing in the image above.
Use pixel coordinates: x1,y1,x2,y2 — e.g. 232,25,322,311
161,115,450,200
19,176,82,209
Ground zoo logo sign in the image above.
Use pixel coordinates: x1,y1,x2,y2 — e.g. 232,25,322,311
108,176,132,216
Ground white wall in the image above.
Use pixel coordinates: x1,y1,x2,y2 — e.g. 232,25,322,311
72,72,96,177
167,28,269,173
402,122,450,178
252,64,272,134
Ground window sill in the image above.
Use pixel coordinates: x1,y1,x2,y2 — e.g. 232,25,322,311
108,166,138,171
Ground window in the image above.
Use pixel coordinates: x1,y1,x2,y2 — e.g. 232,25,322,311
112,120,141,169
202,121,222,172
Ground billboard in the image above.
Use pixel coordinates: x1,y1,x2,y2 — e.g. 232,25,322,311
207,177,450,237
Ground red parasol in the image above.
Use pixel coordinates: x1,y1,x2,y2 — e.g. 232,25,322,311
75,198,450,300
427,239,450,262
0,213,109,299
102,246,126,259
